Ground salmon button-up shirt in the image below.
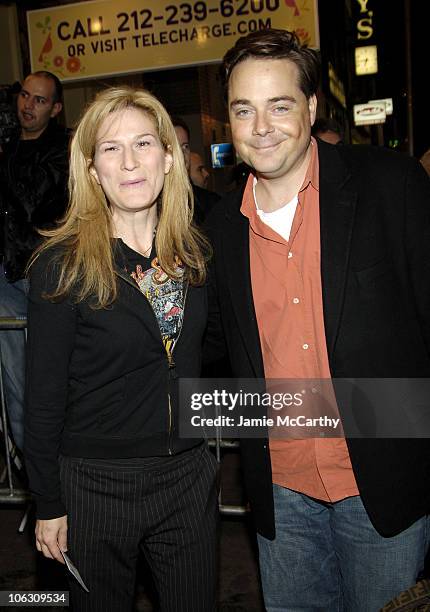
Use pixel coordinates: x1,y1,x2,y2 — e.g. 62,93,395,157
240,140,359,502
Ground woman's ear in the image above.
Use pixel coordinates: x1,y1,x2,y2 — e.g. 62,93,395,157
88,160,100,184
164,147,173,175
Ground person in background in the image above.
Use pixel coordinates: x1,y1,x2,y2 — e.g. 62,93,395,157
172,116,220,223
190,151,210,188
206,27,430,611
420,148,430,176
171,116,191,170
24,87,218,612
0,70,69,450
312,116,344,144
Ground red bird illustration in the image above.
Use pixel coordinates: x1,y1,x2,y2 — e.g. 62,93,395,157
165,306,181,320
284,0,300,16
38,33,52,62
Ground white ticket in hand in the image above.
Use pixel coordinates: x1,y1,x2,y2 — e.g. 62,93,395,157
61,550,90,592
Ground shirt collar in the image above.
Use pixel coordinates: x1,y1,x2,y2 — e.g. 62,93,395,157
299,137,319,193
241,137,319,219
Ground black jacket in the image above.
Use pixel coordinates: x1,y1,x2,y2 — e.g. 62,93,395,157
24,245,207,519
206,140,430,539
0,121,69,281
193,184,221,225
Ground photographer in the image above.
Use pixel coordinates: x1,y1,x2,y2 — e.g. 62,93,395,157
0,71,69,449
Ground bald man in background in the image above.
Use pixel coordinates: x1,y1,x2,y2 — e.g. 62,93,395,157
190,151,210,188
172,117,220,224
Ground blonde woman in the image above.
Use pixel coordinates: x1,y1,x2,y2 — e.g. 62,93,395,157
24,87,218,611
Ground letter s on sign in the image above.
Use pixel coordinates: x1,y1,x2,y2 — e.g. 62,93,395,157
357,17,373,39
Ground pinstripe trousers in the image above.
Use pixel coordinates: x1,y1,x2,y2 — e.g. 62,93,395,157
59,443,218,612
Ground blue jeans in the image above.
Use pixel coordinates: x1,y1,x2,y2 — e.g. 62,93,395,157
257,485,429,612
0,265,27,450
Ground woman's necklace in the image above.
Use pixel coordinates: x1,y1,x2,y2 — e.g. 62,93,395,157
139,225,157,258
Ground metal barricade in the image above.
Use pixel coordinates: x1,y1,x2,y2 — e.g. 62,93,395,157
0,317,32,528
208,437,249,516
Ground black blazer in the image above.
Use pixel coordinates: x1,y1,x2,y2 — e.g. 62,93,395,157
192,184,221,225
206,139,430,539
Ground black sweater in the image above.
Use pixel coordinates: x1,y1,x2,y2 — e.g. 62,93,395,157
24,244,207,519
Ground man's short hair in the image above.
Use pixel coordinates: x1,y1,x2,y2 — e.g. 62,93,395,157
221,28,320,99
171,116,190,140
312,118,344,140
29,71,63,104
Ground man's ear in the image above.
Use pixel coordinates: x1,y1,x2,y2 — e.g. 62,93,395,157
309,95,317,126
50,101,63,119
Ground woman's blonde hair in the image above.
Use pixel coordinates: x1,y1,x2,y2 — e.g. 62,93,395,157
31,86,210,307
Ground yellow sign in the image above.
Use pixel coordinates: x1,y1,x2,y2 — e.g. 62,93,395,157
27,0,319,82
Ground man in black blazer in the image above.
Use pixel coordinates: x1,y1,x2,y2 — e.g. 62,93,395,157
206,29,430,611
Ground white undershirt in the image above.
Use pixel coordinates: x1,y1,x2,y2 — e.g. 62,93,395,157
252,177,298,242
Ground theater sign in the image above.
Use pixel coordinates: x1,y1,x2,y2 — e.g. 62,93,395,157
27,0,319,81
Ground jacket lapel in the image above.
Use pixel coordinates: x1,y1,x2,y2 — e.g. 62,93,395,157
318,141,357,361
221,191,265,377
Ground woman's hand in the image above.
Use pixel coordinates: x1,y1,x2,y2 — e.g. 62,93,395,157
35,515,68,563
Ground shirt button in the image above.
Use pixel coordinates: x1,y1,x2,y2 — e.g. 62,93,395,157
288,252,293,259
302,343,309,350
292,297,300,304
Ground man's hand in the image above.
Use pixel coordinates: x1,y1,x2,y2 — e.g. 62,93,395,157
35,515,68,563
